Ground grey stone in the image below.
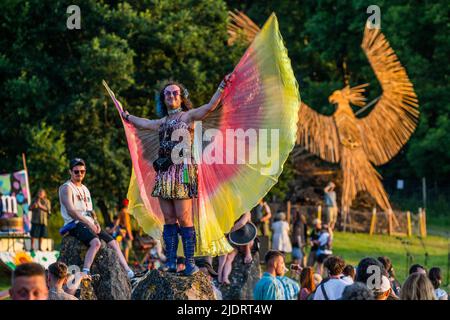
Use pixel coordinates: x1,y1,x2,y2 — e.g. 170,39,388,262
58,235,131,300
131,269,216,300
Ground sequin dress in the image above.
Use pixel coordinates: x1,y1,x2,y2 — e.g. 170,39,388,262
151,113,198,199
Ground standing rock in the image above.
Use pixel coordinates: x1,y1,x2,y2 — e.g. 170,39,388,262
78,278,98,300
219,251,262,300
131,269,216,300
58,235,131,300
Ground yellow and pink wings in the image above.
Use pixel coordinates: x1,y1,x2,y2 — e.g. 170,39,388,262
104,14,300,256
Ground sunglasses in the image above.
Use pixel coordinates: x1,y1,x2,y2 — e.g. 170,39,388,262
72,170,86,175
164,90,180,98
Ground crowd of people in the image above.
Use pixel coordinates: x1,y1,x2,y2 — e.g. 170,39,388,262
1,163,447,301
252,252,447,300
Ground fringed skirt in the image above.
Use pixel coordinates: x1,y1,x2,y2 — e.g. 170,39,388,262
152,163,198,200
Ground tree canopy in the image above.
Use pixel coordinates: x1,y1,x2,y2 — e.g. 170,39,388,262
0,0,447,214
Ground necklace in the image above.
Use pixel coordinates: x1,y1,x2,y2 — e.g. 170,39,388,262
167,108,182,115
70,181,88,210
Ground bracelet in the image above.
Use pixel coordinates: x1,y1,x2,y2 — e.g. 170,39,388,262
125,114,130,122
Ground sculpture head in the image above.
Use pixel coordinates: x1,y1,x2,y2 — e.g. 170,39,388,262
328,84,368,107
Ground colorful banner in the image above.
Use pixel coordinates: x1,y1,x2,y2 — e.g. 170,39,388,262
0,170,31,232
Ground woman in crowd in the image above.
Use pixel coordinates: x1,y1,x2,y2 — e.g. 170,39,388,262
271,212,292,254
218,212,256,284
291,208,307,267
315,223,332,275
298,267,316,300
428,267,448,300
378,256,401,297
29,189,51,251
400,272,436,300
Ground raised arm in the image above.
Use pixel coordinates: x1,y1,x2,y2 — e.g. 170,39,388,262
186,74,232,122
121,111,164,131
230,212,251,232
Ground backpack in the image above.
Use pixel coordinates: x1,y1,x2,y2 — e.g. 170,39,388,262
313,278,331,300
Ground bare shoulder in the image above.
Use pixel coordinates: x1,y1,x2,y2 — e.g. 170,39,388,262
182,110,196,123
59,184,71,196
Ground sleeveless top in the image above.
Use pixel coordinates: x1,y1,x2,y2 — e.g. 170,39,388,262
158,113,194,161
59,180,94,226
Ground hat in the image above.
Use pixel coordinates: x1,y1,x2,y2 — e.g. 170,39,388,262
70,158,86,169
372,275,391,294
195,258,218,277
228,222,257,246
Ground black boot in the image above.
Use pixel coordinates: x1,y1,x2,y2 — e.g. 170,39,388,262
179,226,199,276
160,223,179,272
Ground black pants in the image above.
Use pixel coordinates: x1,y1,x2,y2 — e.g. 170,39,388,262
69,222,114,246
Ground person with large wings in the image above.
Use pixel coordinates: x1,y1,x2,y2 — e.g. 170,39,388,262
104,14,300,276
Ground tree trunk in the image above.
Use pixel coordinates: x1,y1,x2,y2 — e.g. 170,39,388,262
97,199,112,227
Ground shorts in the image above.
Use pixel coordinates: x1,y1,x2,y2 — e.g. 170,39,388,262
317,253,330,264
325,206,338,225
69,222,114,246
30,224,48,238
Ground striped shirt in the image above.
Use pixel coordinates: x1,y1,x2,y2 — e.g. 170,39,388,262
253,272,285,300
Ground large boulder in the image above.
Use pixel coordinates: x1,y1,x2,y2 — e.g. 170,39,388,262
78,278,98,300
218,251,261,300
58,235,131,300
131,269,216,300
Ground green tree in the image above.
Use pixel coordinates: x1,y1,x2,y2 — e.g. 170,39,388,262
0,0,242,228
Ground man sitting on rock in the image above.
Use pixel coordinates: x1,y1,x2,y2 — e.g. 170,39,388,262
58,158,135,279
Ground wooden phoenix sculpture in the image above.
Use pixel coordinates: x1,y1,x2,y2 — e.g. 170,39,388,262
228,11,419,212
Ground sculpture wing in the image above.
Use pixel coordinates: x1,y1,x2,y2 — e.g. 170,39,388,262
358,26,419,165
297,102,340,163
227,10,260,45
227,11,340,164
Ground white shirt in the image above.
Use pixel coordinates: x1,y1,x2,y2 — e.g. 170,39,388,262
313,276,351,300
317,232,332,255
59,181,94,226
341,276,354,285
435,288,448,300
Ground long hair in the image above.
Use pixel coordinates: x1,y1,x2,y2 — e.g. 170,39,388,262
299,267,316,293
156,81,193,118
428,267,442,290
400,273,436,300
378,256,395,278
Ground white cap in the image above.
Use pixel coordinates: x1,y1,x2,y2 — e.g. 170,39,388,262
373,275,391,294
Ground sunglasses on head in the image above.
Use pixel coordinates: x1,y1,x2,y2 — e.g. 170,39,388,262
164,90,180,98
72,169,86,175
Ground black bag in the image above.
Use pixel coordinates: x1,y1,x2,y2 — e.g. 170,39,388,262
153,156,173,172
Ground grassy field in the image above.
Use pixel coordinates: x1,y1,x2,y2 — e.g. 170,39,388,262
331,232,448,285
1,230,448,295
